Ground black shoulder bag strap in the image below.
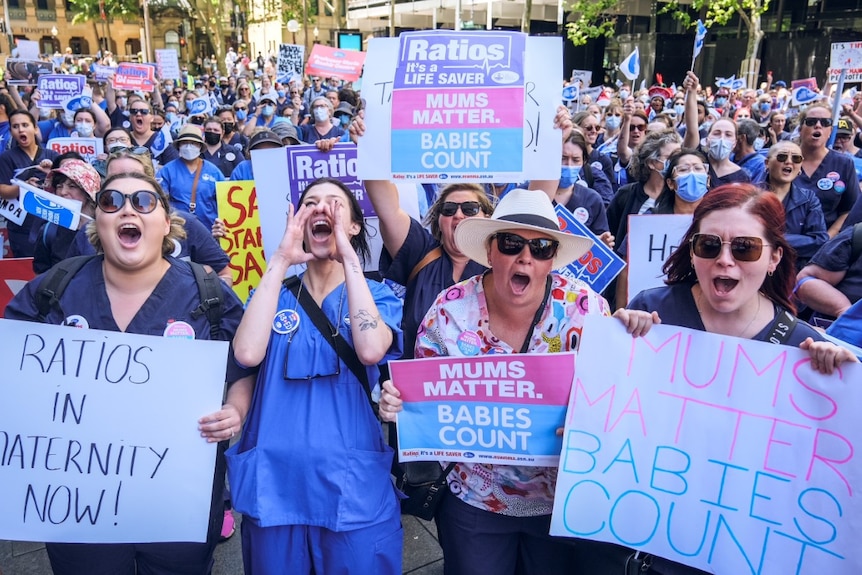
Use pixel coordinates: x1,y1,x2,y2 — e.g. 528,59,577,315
35,255,98,321
766,308,798,345
188,261,224,339
284,276,374,407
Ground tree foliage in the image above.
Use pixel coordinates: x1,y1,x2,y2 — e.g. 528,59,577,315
564,0,621,47
68,0,140,50
566,0,770,80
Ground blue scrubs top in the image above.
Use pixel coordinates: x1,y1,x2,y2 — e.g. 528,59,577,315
808,225,862,306
228,276,403,530
795,150,860,229
160,158,225,231
628,283,823,346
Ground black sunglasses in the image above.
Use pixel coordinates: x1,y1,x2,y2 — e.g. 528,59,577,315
629,124,646,132
96,189,163,214
773,152,803,164
494,232,559,261
802,117,832,128
691,233,769,262
440,201,482,217
129,108,150,116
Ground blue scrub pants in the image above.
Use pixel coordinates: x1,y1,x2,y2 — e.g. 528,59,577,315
45,541,216,575
240,512,403,575
437,494,577,575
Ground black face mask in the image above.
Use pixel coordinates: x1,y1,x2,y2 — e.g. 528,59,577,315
223,122,235,134
204,132,221,146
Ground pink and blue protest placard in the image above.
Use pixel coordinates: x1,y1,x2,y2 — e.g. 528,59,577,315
390,353,575,466
389,31,526,181
554,205,625,294
551,316,862,574
286,143,374,217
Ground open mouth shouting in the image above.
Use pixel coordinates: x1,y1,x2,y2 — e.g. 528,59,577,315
310,218,332,241
118,222,142,247
510,272,531,295
712,275,738,295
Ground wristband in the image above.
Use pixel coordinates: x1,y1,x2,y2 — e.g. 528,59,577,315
793,275,817,296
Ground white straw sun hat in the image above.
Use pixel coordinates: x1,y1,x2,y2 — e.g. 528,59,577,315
454,188,594,269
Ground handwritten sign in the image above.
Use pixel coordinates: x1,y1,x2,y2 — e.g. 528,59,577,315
626,214,691,303
358,35,561,183
5,58,53,86
826,42,862,81
216,181,264,303
277,43,305,83
555,205,625,294
112,63,156,91
389,31,526,182
286,143,373,218
0,319,228,543
37,75,86,109
391,353,575,465
305,44,366,82
47,137,104,165
12,178,83,231
0,258,34,315
0,196,26,226
571,69,592,88
155,49,181,80
550,316,862,574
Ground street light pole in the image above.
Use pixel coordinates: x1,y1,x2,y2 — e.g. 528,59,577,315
142,0,153,62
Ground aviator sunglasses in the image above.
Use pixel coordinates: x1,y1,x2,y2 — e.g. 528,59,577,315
440,201,482,217
494,232,559,261
773,152,803,164
690,233,769,262
96,189,163,214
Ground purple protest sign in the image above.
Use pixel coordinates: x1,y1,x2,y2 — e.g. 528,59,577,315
394,31,526,90
286,143,375,218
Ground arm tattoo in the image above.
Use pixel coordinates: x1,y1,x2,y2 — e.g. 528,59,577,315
355,309,381,331
350,262,362,274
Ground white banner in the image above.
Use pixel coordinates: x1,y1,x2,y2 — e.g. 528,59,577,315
626,214,691,303
0,319,228,543
551,316,862,574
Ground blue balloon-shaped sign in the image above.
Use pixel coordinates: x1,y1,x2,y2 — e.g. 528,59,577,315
187,98,210,116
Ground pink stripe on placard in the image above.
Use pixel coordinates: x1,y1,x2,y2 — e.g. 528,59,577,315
390,354,575,406
391,88,524,130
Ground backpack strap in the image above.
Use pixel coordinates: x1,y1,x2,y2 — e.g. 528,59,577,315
36,255,98,321
407,247,443,284
188,261,224,339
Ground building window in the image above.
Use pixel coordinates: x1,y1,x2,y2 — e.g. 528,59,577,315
69,36,89,54
8,0,19,7
40,35,59,55
165,30,180,53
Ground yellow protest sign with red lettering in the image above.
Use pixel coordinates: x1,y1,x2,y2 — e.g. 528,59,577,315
216,181,265,303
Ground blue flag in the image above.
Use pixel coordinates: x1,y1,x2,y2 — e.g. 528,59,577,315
620,47,640,82
692,20,707,67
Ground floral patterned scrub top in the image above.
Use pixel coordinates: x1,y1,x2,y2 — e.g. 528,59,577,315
415,271,610,517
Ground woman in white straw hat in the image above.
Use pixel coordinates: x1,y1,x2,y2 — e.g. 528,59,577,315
379,188,611,575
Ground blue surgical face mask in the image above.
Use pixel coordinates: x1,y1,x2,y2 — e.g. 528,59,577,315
675,172,709,203
235,109,247,121
715,97,727,107
559,165,580,188
753,137,765,152
605,115,622,130
261,105,275,117
339,114,351,127
674,104,685,116
759,102,771,114
708,138,733,161
619,90,630,100
277,90,285,98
